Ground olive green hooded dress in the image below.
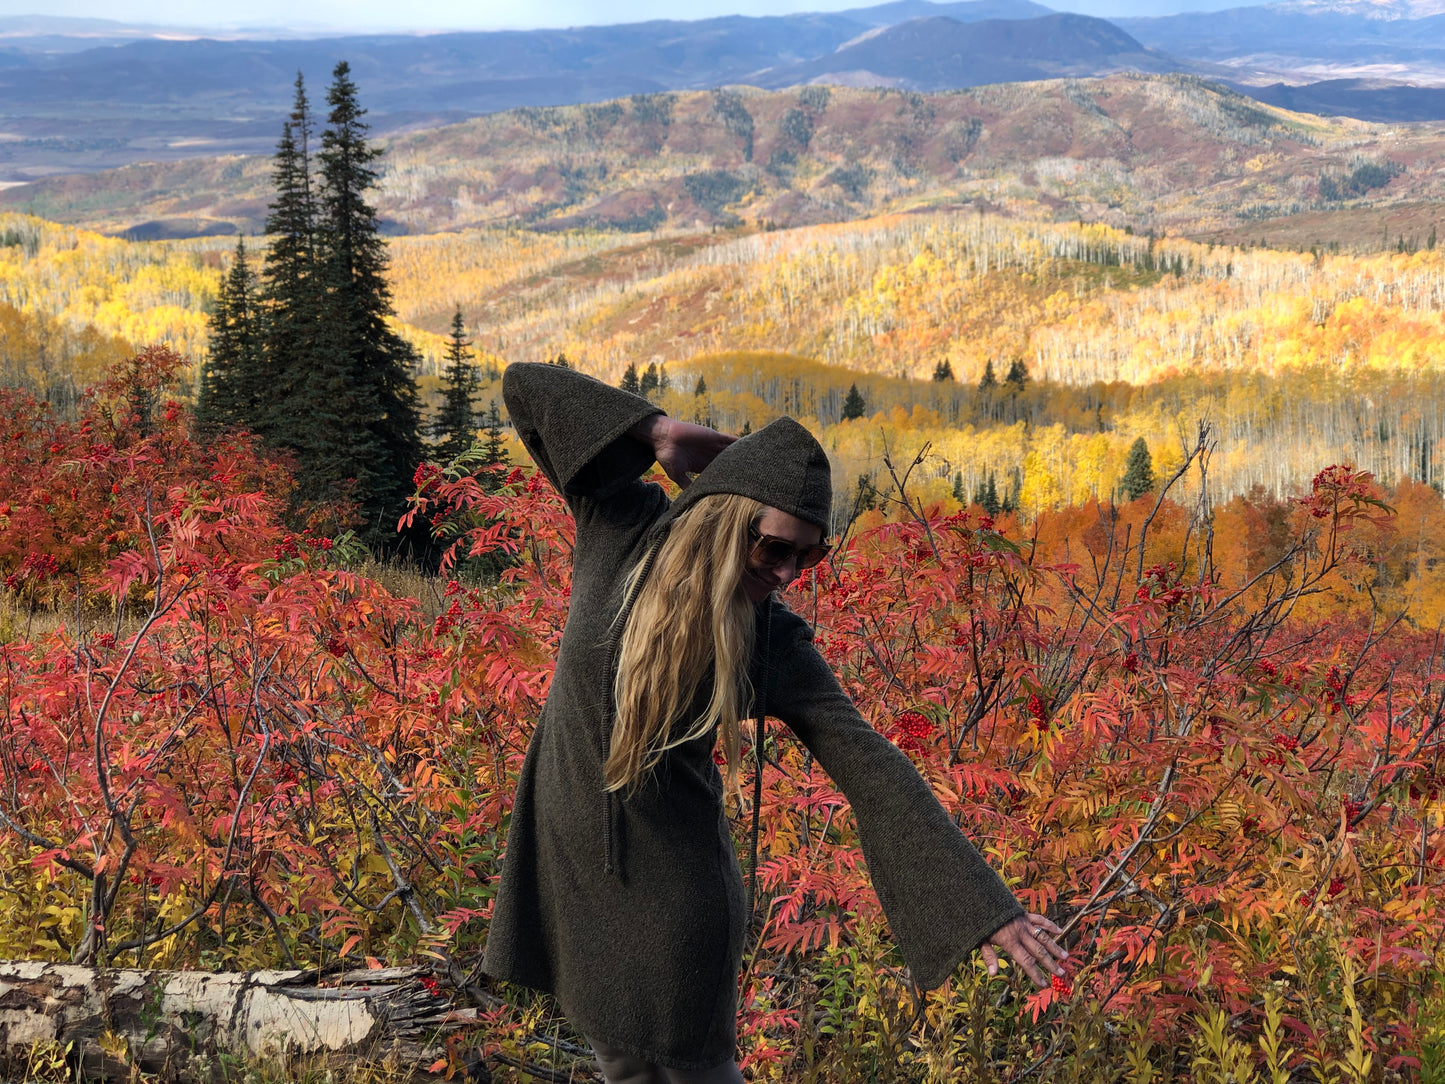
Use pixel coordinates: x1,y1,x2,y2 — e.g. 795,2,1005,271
481,363,1023,1070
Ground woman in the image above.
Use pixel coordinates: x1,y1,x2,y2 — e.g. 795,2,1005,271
482,363,1068,1083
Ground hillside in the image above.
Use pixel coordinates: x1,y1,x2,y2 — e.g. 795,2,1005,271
12,201,1445,510
2,75,1401,240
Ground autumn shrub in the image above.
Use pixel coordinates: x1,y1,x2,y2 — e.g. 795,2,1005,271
1,350,1442,1081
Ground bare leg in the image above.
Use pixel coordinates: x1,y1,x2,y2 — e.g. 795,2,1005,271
658,1060,746,1084
587,1036,744,1084
589,1037,662,1084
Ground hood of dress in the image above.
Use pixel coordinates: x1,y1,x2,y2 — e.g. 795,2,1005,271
663,416,833,534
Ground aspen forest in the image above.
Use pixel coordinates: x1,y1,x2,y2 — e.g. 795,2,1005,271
1,66,1444,1084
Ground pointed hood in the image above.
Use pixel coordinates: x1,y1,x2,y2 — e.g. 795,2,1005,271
665,416,833,533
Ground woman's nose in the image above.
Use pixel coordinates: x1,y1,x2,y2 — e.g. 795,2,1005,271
772,556,800,586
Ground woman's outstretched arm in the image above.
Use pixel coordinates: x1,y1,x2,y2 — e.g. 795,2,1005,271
765,604,1067,991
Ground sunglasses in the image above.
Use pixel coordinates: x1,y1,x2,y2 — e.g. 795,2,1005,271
747,526,833,571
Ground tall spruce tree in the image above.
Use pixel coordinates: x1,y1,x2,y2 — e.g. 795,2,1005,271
1004,357,1028,392
311,60,423,541
842,383,866,421
197,235,262,433
1122,437,1155,500
258,73,321,446
640,362,660,398
480,400,508,468
620,363,640,394
432,307,479,463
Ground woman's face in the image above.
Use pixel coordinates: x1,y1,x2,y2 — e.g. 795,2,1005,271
741,507,826,604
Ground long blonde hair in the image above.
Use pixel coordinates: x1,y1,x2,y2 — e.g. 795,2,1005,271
606,493,762,795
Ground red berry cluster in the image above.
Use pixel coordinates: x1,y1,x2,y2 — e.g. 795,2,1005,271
412,463,443,490
418,975,444,998
1027,694,1048,730
892,709,935,752
1051,974,1072,997
433,598,464,637
272,535,302,561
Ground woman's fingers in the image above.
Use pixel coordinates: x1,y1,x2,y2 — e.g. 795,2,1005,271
979,944,1000,976
986,914,1070,989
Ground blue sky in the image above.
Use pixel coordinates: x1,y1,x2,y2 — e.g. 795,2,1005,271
2,0,1251,33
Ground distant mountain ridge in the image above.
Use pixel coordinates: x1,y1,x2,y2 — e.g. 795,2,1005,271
1,0,1445,186
758,13,1176,90
8,75,1422,246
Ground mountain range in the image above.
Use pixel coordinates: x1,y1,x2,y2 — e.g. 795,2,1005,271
1,1,1445,187
11,75,1441,251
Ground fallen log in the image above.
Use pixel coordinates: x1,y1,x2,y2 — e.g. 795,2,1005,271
0,961,481,1081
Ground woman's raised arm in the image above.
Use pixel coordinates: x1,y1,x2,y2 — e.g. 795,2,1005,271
502,363,664,502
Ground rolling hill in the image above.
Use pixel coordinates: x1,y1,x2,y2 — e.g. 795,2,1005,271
1,74,1422,243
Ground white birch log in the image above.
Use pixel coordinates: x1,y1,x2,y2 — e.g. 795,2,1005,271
0,961,477,1080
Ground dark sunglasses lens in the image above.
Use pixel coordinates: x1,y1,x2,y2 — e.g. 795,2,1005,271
796,545,831,570
756,538,796,566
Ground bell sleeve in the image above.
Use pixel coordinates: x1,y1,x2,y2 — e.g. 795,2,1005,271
501,362,663,505
764,605,1025,991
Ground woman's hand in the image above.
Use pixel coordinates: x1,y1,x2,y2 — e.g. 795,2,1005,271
632,416,736,489
980,913,1069,988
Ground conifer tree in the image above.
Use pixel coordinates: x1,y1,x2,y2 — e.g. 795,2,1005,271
258,73,321,446
739,419,752,436
640,362,660,398
432,307,479,463
694,375,707,396
982,473,1000,517
842,383,865,421
480,399,508,469
197,235,262,434
978,360,997,391
1005,357,1028,392
620,363,640,394
1122,437,1155,500
311,60,423,541
932,360,954,382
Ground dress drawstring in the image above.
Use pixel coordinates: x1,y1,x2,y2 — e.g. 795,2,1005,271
601,534,666,876
745,595,772,921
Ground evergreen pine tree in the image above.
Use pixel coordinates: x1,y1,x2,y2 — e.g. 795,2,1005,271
739,419,752,436
982,473,1000,517
694,375,707,396
551,353,571,368
620,363,641,394
978,360,997,391
658,365,670,392
1121,437,1155,500
198,247,236,432
480,399,508,469
842,383,865,421
1004,357,1028,392
258,73,321,447
198,235,262,434
432,307,479,463
640,362,660,398
312,60,423,542
952,471,964,504
932,360,954,382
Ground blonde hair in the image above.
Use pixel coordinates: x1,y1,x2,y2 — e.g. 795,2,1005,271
606,493,762,796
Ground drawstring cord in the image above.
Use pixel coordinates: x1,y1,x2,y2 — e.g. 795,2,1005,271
745,594,772,921
601,533,666,876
